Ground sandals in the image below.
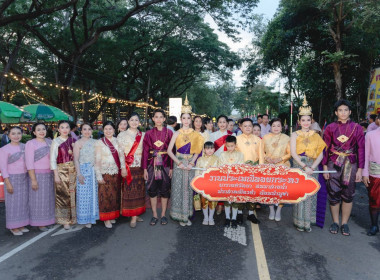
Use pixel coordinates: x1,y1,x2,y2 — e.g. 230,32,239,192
340,224,350,236
161,216,168,225
329,223,339,234
150,217,159,226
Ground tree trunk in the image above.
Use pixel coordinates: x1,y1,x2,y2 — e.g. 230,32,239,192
332,61,343,100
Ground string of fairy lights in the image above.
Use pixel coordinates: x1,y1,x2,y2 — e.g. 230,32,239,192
2,72,166,113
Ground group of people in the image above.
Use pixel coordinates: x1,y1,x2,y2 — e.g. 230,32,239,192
0,96,379,238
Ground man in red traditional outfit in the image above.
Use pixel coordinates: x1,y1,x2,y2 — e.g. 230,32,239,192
142,109,173,226
322,100,365,236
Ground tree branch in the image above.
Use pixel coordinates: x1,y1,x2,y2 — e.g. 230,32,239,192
0,0,78,27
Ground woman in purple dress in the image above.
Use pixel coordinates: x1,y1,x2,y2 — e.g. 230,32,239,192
0,127,30,236
25,123,55,232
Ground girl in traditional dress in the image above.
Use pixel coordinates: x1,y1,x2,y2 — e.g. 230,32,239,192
263,118,291,222
210,115,233,156
25,123,55,232
290,97,326,232
0,127,29,235
117,118,128,135
95,121,127,228
203,117,214,134
73,123,98,228
50,120,77,230
168,111,204,226
117,113,146,228
193,115,209,142
253,123,261,138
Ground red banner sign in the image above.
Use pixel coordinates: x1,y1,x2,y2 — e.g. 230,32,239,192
191,164,320,204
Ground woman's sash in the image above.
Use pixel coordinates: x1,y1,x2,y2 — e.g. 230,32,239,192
213,131,232,151
102,137,121,175
124,132,142,185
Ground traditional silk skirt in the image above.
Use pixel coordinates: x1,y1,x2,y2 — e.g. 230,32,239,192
170,155,195,223
56,161,77,225
76,163,99,224
29,170,55,226
368,176,380,209
292,156,318,231
5,173,29,229
121,167,146,217
98,173,121,221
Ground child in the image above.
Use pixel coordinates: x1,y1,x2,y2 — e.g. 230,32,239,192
236,118,264,224
142,109,173,226
218,135,244,228
195,141,219,225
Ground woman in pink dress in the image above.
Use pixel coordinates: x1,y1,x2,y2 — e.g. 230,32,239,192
25,123,55,231
0,127,30,236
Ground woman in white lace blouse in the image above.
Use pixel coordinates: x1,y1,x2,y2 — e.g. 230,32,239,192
94,121,127,228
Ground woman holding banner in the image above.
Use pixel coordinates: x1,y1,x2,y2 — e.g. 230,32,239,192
117,113,146,228
263,118,291,222
290,96,326,232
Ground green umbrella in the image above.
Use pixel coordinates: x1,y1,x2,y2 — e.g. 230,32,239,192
23,103,73,122
0,101,31,123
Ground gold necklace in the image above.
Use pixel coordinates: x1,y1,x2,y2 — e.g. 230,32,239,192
301,130,311,146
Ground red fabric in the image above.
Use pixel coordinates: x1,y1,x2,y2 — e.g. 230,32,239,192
368,176,380,209
214,131,233,151
101,137,121,174
121,206,146,217
99,211,120,221
124,132,142,185
57,137,76,164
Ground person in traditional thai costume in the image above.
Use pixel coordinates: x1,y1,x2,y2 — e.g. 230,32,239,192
50,120,77,230
218,135,244,229
236,118,264,224
193,115,209,142
25,123,55,232
227,119,235,134
291,96,326,232
116,118,128,135
210,115,233,156
252,123,261,138
95,121,127,229
0,127,30,236
73,123,98,229
168,100,204,227
263,118,291,222
363,114,380,236
142,109,173,226
117,113,146,228
322,100,364,236
195,141,218,225
203,117,214,134
210,115,234,215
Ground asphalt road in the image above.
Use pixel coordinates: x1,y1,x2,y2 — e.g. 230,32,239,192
0,183,379,280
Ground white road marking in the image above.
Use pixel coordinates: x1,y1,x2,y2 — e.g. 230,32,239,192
51,224,85,236
0,225,60,264
251,211,271,280
224,225,247,246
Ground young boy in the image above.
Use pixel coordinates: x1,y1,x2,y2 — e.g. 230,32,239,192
236,118,264,224
218,135,244,228
322,100,365,236
142,109,173,226
195,141,219,225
